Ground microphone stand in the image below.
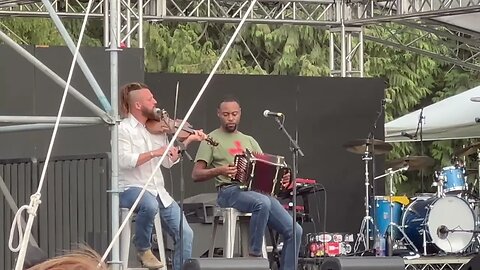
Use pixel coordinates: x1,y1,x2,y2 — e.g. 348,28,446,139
272,116,304,270
400,108,425,191
176,140,193,269
365,99,386,252
418,108,425,192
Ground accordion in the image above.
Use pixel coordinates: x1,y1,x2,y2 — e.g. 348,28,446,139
232,149,291,196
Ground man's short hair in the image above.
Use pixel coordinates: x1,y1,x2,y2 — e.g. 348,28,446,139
119,82,149,117
218,95,241,108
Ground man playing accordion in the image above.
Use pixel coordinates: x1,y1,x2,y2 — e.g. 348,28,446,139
192,96,302,270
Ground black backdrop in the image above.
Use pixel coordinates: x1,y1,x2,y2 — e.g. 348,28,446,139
145,73,386,234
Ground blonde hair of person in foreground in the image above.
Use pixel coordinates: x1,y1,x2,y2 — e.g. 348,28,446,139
27,245,108,270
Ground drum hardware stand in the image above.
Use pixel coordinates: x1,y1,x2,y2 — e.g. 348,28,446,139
354,144,376,253
432,175,445,198
354,99,389,253
422,229,427,255
374,166,419,256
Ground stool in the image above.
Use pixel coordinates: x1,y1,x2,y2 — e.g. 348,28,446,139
120,208,166,270
210,207,267,258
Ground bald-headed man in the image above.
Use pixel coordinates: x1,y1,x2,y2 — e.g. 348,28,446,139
118,82,206,270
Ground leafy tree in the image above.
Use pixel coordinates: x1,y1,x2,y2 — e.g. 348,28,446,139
0,17,101,46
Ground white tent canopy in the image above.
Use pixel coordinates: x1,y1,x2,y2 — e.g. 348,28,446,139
385,85,480,142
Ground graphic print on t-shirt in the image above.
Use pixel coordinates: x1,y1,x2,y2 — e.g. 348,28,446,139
228,140,244,156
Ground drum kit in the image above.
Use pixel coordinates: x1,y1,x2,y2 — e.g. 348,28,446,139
344,138,480,257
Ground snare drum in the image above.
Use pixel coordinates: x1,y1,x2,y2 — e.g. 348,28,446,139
402,195,475,254
440,166,466,194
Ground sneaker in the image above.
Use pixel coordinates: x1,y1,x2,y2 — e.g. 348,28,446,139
137,249,164,269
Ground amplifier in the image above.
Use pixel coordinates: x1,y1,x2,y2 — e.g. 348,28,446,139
183,203,216,224
183,193,218,224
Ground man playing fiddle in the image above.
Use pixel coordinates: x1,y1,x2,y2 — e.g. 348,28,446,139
118,82,207,270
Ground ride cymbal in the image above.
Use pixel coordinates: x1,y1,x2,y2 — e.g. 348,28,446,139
454,142,480,157
343,139,393,155
386,155,435,171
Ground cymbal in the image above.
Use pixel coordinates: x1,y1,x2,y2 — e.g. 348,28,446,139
386,155,435,171
343,139,393,155
454,142,480,157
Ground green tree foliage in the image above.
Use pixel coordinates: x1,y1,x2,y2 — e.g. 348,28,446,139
142,22,331,76
0,17,102,46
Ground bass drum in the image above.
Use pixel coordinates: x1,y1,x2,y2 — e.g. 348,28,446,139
402,195,475,254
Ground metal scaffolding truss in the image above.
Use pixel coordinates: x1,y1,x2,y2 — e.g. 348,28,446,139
2,0,480,24
404,256,471,270
364,19,480,71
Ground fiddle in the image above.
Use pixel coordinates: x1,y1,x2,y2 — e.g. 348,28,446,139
146,108,219,147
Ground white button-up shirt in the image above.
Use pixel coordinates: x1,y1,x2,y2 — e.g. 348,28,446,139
118,114,177,207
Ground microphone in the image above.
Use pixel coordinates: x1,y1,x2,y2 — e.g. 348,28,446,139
263,110,284,118
401,131,416,139
437,225,449,239
154,107,166,119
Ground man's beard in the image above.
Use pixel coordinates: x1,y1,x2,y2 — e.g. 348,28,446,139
141,106,156,120
224,123,237,133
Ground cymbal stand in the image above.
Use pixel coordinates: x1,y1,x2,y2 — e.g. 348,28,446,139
354,98,387,253
354,145,375,252
477,150,480,202
477,150,480,241
374,167,419,255
433,172,445,198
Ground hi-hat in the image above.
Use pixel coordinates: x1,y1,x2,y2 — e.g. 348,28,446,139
343,139,393,155
386,155,435,171
454,142,480,157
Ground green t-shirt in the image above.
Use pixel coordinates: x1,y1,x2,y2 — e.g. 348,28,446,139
194,128,262,186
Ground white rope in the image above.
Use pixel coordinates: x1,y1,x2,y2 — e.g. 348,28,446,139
99,0,259,266
10,0,95,268
8,204,30,252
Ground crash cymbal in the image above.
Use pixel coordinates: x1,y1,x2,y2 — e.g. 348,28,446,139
454,142,480,157
343,139,393,155
386,155,435,171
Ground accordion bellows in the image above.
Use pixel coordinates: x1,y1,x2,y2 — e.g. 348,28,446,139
232,149,290,195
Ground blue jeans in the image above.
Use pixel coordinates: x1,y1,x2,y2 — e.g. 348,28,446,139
217,185,302,270
120,187,193,270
